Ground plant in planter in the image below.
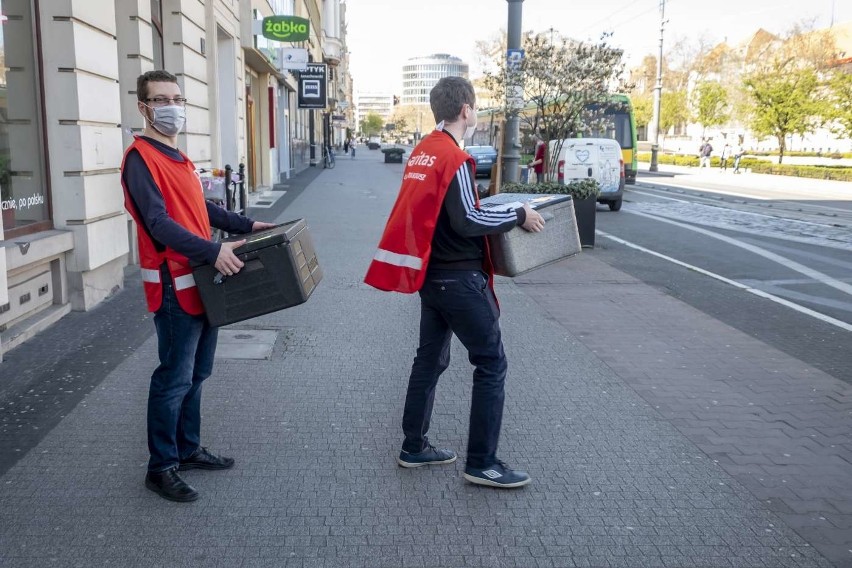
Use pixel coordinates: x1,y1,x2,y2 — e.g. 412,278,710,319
501,179,601,247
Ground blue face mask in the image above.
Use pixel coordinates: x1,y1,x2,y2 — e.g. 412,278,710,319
145,104,186,136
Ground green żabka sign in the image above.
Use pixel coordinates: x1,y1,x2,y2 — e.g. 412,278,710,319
262,16,310,42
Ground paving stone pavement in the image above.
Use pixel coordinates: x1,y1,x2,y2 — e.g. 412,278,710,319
0,151,841,567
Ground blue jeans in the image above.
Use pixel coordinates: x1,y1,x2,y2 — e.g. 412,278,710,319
402,269,507,469
148,273,218,472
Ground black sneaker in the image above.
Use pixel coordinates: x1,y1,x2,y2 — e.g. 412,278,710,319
179,447,235,471
463,460,531,488
145,467,199,502
397,444,457,468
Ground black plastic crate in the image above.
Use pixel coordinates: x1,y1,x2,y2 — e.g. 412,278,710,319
191,219,322,327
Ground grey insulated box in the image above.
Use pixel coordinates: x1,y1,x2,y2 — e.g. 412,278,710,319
191,219,322,327
481,193,581,277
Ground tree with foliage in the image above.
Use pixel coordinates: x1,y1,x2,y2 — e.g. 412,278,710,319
741,21,838,163
693,81,729,136
744,69,824,163
484,30,627,177
631,93,653,136
359,113,384,137
660,90,688,142
826,71,852,140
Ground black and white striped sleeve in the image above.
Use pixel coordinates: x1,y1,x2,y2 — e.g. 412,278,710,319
444,162,526,237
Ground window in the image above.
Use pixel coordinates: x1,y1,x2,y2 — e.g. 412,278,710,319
1,0,51,237
150,0,164,70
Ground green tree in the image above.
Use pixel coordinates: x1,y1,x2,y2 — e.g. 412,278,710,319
660,90,688,141
743,69,823,163
359,113,384,137
693,81,728,136
631,93,653,134
826,72,852,139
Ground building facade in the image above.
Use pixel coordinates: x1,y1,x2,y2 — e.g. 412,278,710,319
401,54,468,105
354,92,393,131
0,0,349,360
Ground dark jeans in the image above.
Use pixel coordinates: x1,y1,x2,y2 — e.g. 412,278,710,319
402,269,507,469
148,274,218,472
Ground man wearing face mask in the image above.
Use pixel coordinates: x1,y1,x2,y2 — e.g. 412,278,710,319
121,70,275,502
365,76,545,488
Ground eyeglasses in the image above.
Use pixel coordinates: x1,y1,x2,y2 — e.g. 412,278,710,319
145,97,187,107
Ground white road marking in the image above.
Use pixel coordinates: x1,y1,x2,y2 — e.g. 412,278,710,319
625,209,852,297
597,230,852,332
636,181,769,201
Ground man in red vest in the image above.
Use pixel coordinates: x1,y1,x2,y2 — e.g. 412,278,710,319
121,70,275,502
365,77,545,488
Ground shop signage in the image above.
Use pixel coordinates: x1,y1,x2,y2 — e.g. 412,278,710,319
261,16,310,42
278,47,309,71
298,63,327,109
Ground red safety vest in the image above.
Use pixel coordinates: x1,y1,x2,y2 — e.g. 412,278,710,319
364,130,495,293
121,137,210,315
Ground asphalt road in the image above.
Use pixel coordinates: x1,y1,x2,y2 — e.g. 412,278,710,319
591,174,852,384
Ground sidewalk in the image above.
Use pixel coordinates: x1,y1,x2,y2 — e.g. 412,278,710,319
636,162,852,200
0,149,848,567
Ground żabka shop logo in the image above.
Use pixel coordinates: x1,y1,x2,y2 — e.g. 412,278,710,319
262,16,310,42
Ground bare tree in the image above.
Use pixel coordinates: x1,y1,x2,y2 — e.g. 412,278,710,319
485,31,628,178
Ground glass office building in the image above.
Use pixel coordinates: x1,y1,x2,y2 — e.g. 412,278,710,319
402,54,469,105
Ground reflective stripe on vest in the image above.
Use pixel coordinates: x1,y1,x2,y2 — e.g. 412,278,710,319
173,274,196,291
141,268,160,283
373,249,423,270
139,268,196,291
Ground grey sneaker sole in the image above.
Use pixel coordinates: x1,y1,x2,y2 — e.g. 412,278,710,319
463,472,531,488
396,454,457,468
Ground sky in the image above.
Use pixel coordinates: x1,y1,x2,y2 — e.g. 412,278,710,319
345,0,852,95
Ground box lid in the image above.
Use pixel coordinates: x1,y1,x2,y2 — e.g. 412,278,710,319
480,193,570,212
222,218,305,255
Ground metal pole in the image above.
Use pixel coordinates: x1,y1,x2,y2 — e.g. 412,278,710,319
649,0,665,173
503,0,523,184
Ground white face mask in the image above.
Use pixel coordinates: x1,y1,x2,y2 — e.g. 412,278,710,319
464,104,477,140
145,104,186,137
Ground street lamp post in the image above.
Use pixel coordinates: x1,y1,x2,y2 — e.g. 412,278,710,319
649,0,666,173
503,0,523,184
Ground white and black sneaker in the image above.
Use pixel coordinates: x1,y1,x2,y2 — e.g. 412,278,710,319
397,444,457,468
463,460,531,488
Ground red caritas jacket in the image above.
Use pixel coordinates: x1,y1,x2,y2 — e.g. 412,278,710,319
364,129,491,293
121,136,210,315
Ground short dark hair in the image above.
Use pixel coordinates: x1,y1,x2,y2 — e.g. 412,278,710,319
136,70,178,102
429,76,475,124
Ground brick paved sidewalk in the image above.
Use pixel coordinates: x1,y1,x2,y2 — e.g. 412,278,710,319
0,152,838,567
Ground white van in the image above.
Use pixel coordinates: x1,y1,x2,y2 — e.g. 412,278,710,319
546,138,625,211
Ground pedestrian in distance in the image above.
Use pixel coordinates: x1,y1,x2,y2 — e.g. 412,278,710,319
733,139,745,174
344,138,350,154
720,142,731,171
699,139,713,168
529,134,546,183
121,70,276,502
350,139,356,158
364,76,546,489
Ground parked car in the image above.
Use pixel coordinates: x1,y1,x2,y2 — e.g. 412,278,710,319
546,138,625,211
466,145,498,177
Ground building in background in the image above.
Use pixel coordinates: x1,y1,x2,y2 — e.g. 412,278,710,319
0,0,347,360
401,54,468,105
355,92,393,132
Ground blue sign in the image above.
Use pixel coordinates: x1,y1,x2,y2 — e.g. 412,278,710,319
507,48,525,71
